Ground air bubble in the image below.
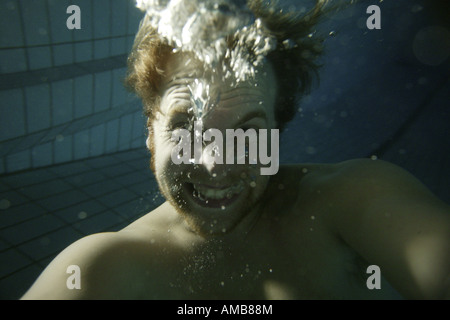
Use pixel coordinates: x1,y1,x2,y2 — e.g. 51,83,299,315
78,211,88,219
411,4,423,13
413,26,450,66
0,199,11,210
282,38,296,49
38,28,47,36
136,0,277,92
306,146,317,155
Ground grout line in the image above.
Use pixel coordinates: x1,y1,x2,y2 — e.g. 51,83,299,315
0,98,142,160
44,0,55,68
0,146,147,180
0,150,154,231
0,35,135,51
0,214,138,284
16,0,30,71
0,151,159,285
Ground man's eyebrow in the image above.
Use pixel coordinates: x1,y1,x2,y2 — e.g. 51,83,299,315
164,72,199,89
167,104,190,117
164,87,192,117
166,77,190,86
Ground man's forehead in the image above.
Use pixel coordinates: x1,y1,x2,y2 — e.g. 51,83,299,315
160,52,277,117
161,87,273,125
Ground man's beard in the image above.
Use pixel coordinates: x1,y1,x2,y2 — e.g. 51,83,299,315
159,173,266,236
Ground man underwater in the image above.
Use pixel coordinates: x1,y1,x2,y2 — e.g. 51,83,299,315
22,0,450,299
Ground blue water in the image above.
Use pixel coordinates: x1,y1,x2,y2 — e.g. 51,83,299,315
0,0,448,299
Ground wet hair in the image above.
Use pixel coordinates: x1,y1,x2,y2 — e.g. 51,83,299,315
126,0,328,129
246,0,327,131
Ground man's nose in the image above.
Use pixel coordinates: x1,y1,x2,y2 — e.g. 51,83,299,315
191,125,221,173
199,147,217,174
192,124,236,177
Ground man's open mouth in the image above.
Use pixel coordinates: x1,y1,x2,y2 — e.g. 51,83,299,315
184,181,244,208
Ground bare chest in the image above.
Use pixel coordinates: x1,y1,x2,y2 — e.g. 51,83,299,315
135,228,390,299
127,197,401,299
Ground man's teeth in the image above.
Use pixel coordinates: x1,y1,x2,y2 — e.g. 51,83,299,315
193,182,243,200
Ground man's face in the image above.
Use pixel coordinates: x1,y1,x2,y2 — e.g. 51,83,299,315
149,53,277,236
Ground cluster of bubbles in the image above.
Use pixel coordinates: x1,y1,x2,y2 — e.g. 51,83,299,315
136,0,278,117
188,79,216,119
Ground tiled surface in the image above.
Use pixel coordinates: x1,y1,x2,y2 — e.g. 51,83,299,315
0,148,163,299
0,0,145,175
0,0,142,72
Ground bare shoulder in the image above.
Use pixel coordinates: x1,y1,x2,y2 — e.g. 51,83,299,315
22,203,195,300
298,158,441,199
331,158,449,205
21,231,147,300
301,158,450,223
308,159,450,299
332,158,424,184
121,201,183,235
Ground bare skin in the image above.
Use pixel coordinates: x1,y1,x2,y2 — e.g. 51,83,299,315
21,54,450,300
22,160,450,300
